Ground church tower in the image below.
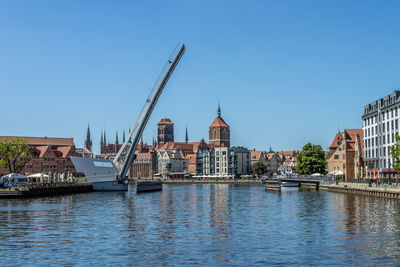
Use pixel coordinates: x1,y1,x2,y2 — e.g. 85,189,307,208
84,123,93,152
157,118,174,145
209,103,230,147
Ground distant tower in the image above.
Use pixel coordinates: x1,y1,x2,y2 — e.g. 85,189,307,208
209,102,230,147
116,131,119,145
157,118,174,145
185,125,188,143
100,130,104,154
123,130,126,143
84,123,93,153
128,126,132,144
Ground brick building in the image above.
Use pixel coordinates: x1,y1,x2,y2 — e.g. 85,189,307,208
327,129,364,180
0,136,79,177
209,104,230,148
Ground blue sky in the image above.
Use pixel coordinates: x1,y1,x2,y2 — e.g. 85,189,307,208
1,0,400,154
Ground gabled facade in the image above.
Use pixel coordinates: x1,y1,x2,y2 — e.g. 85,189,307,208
327,129,364,180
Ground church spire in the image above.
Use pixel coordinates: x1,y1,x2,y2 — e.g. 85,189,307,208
217,100,221,118
100,130,104,146
104,130,107,145
84,123,92,152
115,131,119,145
123,130,126,143
185,125,188,143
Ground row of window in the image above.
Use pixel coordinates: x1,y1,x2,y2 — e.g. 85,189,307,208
364,120,399,137
365,132,398,148
365,146,392,159
364,107,399,126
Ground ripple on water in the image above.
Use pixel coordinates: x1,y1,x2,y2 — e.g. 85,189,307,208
0,185,399,265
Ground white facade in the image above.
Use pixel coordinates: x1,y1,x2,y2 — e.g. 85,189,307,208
214,147,229,177
156,149,188,176
362,91,400,173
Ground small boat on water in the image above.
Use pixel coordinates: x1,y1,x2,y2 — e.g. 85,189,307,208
281,181,299,187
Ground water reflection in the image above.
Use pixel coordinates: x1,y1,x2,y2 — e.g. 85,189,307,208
0,185,400,265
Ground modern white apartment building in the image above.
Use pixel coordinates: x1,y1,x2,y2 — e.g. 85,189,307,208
362,91,400,177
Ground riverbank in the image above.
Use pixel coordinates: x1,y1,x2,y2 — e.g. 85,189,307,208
322,182,400,199
162,179,262,184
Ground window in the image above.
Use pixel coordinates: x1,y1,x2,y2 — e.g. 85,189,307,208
388,134,390,143
392,109,394,118
216,163,219,167
392,133,395,143
384,147,386,156
372,138,374,146
383,124,385,132
334,155,339,159
397,120,399,130
342,154,345,160
372,127,374,136
383,135,386,144
222,151,226,155
392,120,394,130
343,163,346,169
368,128,370,136
368,139,371,147
216,157,219,161
216,151,219,156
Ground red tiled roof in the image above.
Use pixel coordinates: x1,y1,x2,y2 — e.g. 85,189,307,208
210,117,229,128
250,151,262,160
57,146,73,158
278,150,301,157
329,133,342,149
0,136,75,146
35,146,49,157
158,118,174,125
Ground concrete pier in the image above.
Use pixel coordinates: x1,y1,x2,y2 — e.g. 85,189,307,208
322,182,400,199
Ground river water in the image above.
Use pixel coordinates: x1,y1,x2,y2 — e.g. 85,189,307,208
0,184,400,266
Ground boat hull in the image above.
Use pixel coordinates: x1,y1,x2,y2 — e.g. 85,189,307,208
91,181,128,191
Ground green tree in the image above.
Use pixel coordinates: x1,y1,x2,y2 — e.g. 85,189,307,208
390,135,400,172
296,143,326,175
0,138,32,173
252,161,267,177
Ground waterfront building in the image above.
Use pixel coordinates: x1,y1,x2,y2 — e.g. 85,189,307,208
185,153,197,174
196,139,215,176
129,140,157,180
213,146,237,178
158,118,174,145
230,146,251,176
362,91,400,177
265,153,284,174
327,129,363,180
278,150,301,171
156,148,188,179
209,104,230,148
0,136,79,177
250,150,267,166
